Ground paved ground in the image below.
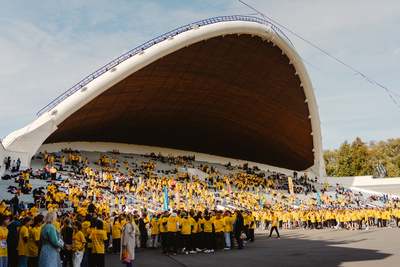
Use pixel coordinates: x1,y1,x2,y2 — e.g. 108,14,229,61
103,228,398,267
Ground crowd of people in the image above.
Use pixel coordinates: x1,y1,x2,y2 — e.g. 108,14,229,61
2,157,21,173
1,149,400,267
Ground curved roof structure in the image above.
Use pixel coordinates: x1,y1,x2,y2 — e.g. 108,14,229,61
3,16,325,175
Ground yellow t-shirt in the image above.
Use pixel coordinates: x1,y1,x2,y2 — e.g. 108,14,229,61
86,227,95,248
271,215,278,227
30,207,38,218
243,214,249,227
89,229,107,254
0,226,8,257
72,230,86,253
214,218,225,233
150,219,160,235
159,217,168,233
28,226,41,257
17,225,30,256
202,218,214,233
0,204,6,215
53,221,61,232
248,215,255,229
224,216,233,232
180,218,192,235
112,222,121,239
82,221,90,237
167,216,179,232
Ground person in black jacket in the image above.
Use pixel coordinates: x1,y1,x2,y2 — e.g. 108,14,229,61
10,194,19,215
7,216,20,267
61,217,73,267
139,213,148,249
88,203,96,214
233,210,244,249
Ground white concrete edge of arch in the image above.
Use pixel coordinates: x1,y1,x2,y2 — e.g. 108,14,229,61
2,20,325,177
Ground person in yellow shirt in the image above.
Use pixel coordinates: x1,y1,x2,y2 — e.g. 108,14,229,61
160,211,169,254
114,197,119,209
0,215,10,267
29,206,38,218
112,217,122,254
268,211,280,239
0,202,6,214
17,217,32,266
53,216,61,232
81,214,92,237
149,215,160,249
242,211,249,238
28,215,43,267
247,212,255,242
214,211,226,251
86,218,98,266
167,211,180,255
121,197,126,212
72,221,86,267
89,220,107,267
188,210,201,253
202,210,214,253
179,212,193,254
49,156,54,167
19,209,29,219
223,210,233,250
45,194,52,209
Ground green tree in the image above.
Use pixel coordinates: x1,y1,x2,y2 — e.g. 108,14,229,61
323,149,338,176
350,137,369,176
324,138,400,177
336,141,354,176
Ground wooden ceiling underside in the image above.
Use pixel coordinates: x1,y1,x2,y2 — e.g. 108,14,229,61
45,34,314,170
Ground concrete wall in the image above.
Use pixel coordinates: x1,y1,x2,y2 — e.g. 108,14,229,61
0,142,4,176
326,176,400,187
0,140,31,176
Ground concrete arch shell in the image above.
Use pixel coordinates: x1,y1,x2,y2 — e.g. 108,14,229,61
2,18,325,176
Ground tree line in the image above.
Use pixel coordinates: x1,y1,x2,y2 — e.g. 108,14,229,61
323,137,400,177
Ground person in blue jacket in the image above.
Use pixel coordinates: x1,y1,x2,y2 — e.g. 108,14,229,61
38,211,68,267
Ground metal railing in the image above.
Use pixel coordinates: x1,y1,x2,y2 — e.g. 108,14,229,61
36,15,292,117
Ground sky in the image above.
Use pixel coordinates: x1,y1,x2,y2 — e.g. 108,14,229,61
0,0,399,150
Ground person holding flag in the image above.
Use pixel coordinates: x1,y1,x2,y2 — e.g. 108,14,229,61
317,193,322,208
163,186,169,211
288,177,294,196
